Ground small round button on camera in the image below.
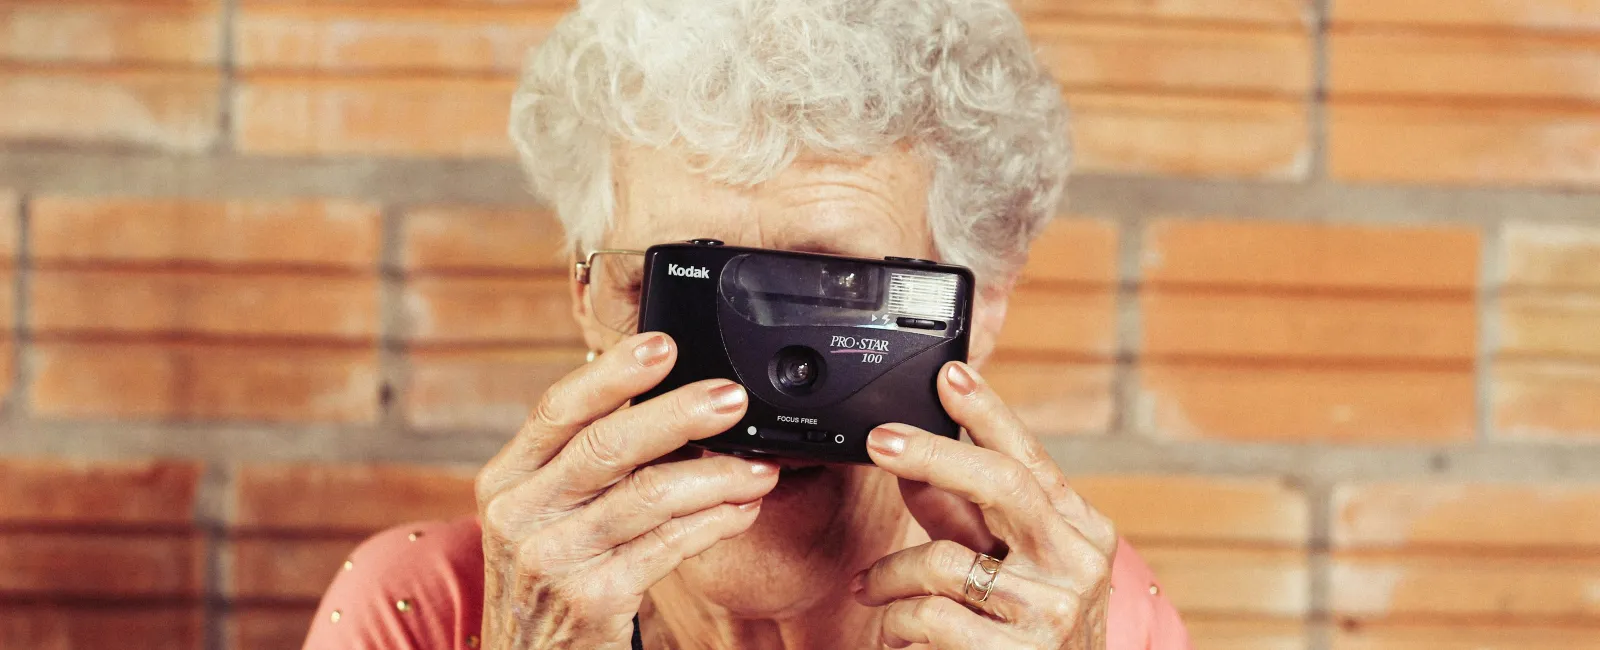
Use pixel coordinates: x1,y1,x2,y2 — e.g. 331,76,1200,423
689,238,725,246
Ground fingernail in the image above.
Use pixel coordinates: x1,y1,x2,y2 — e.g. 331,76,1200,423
633,335,671,366
750,460,778,476
848,571,865,594
708,382,748,414
946,362,978,396
738,499,763,512
867,427,908,457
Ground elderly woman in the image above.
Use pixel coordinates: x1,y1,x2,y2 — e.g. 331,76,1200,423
305,0,1189,648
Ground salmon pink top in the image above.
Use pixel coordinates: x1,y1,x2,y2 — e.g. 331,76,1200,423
302,516,1192,650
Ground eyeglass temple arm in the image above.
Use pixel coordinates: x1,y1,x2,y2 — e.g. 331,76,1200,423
574,249,647,285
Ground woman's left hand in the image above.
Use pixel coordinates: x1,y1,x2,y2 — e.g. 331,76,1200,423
853,361,1118,650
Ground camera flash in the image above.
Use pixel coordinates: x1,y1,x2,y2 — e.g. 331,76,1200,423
886,272,959,320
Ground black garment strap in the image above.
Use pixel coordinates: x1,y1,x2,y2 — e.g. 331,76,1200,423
632,613,645,649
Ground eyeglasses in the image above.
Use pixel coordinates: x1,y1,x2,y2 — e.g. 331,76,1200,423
574,249,647,334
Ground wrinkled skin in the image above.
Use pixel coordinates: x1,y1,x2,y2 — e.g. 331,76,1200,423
476,146,1116,649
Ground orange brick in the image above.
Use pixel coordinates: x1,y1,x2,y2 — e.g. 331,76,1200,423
32,271,379,339
228,608,316,650
1331,552,1600,620
32,199,382,267
0,532,203,597
1018,217,1118,286
1185,618,1308,650
1143,219,1482,292
1329,102,1600,187
1073,475,1308,544
1331,30,1600,103
995,286,1117,358
31,342,379,423
1332,0,1600,31
1137,365,1476,443
233,464,475,532
1503,222,1600,290
1140,546,1310,616
1493,361,1600,440
0,3,220,65
1068,93,1309,179
403,276,580,345
0,459,199,526
1031,21,1310,94
1332,624,1600,650
1013,0,1305,24
982,359,1113,435
233,76,515,157
0,70,220,151
1500,293,1600,359
238,5,558,74
1142,293,1477,362
0,606,203,650
227,538,358,600
31,198,382,267
405,347,583,431
402,206,565,272
1333,483,1600,550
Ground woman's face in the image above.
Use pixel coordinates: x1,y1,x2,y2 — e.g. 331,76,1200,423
569,145,1008,617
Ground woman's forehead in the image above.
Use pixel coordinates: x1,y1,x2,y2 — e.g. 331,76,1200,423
607,147,935,259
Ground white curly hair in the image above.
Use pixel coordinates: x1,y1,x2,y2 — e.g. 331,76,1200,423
509,0,1070,286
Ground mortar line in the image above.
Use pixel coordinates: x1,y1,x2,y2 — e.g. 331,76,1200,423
10,194,29,419
378,205,409,436
215,0,240,155
1306,0,1331,182
1110,216,1145,438
1306,479,1334,650
200,463,232,650
1476,224,1505,444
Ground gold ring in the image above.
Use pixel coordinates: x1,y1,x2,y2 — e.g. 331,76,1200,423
962,552,1003,604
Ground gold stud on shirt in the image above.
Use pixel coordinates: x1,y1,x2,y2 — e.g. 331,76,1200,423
330,610,342,623
396,599,414,613
342,559,354,571
1148,584,1160,596
408,531,424,542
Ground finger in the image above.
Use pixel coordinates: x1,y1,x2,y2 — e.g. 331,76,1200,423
478,332,677,500
851,539,1028,623
605,500,764,594
878,596,1021,649
574,454,779,549
937,362,1062,500
535,378,749,504
867,423,1067,554
939,361,1117,556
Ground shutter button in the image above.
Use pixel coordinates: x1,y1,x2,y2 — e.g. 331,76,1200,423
689,238,724,246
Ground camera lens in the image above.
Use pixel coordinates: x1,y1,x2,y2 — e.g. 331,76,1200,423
770,345,825,396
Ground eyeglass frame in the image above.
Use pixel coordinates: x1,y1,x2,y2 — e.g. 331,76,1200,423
573,249,648,333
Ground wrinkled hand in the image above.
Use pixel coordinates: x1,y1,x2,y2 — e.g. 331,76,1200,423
853,361,1117,650
475,333,778,649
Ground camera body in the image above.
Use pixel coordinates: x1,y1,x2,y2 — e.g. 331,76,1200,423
633,240,974,464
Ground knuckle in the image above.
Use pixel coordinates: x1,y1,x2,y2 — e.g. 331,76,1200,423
929,540,972,578
913,596,952,623
995,462,1035,504
532,389,572,428
1045,589,1082,623
578,427,629,472
626,467,670,510
1081,548,1112,581
474,466,502,507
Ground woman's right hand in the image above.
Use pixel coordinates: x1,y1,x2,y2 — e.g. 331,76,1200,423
475,333,779,649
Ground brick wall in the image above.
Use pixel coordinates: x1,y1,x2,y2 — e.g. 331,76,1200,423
2,1,1599,649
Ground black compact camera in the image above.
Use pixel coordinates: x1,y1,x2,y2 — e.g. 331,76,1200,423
632,239,974,464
